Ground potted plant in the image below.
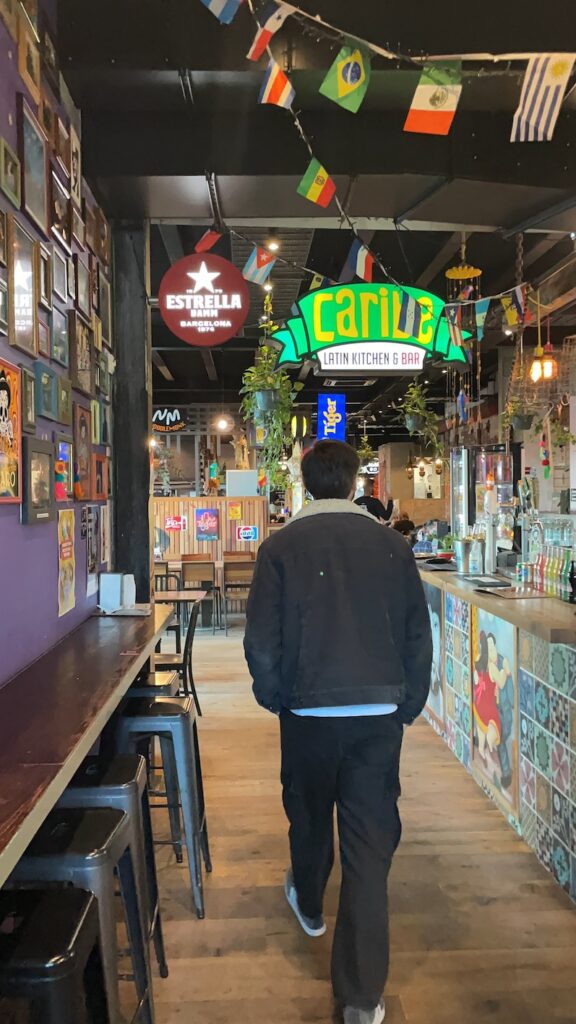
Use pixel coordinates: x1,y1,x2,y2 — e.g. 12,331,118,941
357,434,376,463
502,396,534,432
240,344,303,486
403,380,428,433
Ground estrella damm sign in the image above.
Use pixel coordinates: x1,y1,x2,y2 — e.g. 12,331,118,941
273,283,468,374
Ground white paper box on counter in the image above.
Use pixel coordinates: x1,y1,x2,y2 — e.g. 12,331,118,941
99,573,137,613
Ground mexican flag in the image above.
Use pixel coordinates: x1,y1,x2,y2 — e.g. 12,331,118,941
404,62,462,135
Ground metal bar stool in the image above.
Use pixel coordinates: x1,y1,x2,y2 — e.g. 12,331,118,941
10,807,155,1024
0,888,109,1024
113,696,211,919
155,603,202,716
57,754,169,980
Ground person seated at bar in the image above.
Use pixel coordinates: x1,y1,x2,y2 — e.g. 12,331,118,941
393,512,415,538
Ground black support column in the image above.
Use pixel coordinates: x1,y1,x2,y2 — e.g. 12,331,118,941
112,221,152,602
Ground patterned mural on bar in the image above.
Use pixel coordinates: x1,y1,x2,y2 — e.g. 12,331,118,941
518,631,576,901
444,592,471,770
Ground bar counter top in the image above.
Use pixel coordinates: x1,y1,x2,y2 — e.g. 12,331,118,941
418,566,576,644
0,604,173,888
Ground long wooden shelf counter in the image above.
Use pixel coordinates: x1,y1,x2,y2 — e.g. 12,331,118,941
418,567,576,644
0,604,173,888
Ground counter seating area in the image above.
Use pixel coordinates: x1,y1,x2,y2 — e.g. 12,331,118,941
0,601,211,1022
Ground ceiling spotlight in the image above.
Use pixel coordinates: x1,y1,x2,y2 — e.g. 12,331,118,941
148,438,158,449
216,416,233,431
442,369,448,374
263,282,273,292
504,328,513,337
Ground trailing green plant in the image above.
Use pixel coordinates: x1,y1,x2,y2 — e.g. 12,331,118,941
531,411,576,449
240,343,303,488
400,380,441,455
357,434,376,462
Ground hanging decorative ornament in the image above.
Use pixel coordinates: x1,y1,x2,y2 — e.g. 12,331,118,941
539,432,551,480
529,291,545,384
457,387,469,424
405,450,414,480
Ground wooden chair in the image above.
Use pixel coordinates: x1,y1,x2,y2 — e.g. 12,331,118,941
155,572,182,653
181,561,220,634
154,561,168,576
222,560,254,636
222,551,256,561
155,603,202,716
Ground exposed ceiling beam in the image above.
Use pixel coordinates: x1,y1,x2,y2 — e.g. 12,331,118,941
415,231,462,287
148,216,567,235
157,223,185,263
201,350,218,382
151,350,174,381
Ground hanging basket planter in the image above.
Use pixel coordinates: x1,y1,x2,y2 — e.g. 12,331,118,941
511,412,535,431
405,413,426,434
254,389,280,413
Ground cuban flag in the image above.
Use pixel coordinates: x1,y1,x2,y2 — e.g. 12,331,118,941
397,292,422,338
348,238,374,282
200,0,243,24
247,2,293,61
259,58,295,108
242,245,277,284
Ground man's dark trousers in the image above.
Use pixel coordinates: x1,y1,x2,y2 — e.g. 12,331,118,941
280,711,403,1011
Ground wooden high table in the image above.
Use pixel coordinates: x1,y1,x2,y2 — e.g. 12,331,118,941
0,604,173,888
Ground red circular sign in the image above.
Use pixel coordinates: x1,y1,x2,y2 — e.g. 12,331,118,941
158,253,250,347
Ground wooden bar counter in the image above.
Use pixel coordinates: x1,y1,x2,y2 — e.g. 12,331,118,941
0,605,173,888
418,567,576,644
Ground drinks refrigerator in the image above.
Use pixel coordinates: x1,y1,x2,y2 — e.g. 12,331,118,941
450,447,470,537
450,444,522,535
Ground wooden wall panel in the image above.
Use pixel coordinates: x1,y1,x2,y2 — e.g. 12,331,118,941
154,497,269,561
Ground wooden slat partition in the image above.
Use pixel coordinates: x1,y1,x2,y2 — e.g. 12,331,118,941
154,497,269,561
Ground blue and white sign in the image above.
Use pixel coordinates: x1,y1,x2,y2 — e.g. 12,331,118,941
237,525,259,542
317,393,346,442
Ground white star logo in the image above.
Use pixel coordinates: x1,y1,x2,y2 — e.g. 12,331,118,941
14,260,32,292
187,261,220,293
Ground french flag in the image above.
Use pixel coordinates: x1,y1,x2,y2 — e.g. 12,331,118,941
247,2,293,61
258,58,295,108
349,239,374,283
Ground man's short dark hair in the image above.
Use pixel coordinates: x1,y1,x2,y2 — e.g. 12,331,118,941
301,440,360,500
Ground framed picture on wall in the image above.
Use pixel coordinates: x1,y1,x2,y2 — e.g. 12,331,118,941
98,351,110,399
75,254,91,320
51,306,69,367
39,91,56,150
72,207,85,249
0,357,22,502
50,170,72,253
73,403,91,500
34,361,58,420
20,0,38,32
56,118,71,180
92,453,108,501
90,398,100,444
40,17,60,98
18,13,41,106
22,436,55,525
0,209,6,265
54,433,74,500
101,400,112,448
52,247,67,301
0,0,19,39
69,311,94,396
38,317,50,358
99,273,112,349
20,364,36,433
0,137,21,208
93,315,102,352
67,255,75,299
90,254,99,310
70,125,81,208
95,207,111,268
84,201,96,253
20,98,48,235
0,280,7,335
57,377,72,426
8,216,37,356
36,242,52,310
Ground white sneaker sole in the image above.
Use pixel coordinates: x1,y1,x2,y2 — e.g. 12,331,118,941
284,877,326,937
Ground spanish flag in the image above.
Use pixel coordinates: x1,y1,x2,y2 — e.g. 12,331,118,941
297,158,336,208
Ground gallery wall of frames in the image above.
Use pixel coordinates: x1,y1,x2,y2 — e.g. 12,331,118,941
0,0,115,686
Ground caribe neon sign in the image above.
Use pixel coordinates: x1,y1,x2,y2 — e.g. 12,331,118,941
273,283,468,373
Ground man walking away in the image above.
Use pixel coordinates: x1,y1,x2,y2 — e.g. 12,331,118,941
354,477,393,523
244,441,432,1024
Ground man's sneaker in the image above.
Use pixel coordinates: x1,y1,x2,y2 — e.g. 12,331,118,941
343,1000,386,1024
284,870,326,937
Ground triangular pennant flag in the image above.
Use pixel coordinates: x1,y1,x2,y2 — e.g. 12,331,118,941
259,58,295,108
511,54,574,142
397,292,422,338
194,228,223,253
247,2,293,61
200,0,243,24
474,297,490,342
501,285,525,327
319,45,371,113
404,62,462,135
242,245,276,284
297,158,336,208
445,303,464,347
309,273,335,291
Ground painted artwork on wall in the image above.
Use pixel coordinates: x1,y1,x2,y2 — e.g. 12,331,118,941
0,358,21,502
471,607,518,819
8,216,37,356
422,581,445,730
58,508,76,616
73,403,91,500
195,508,219,542
444,592,472,769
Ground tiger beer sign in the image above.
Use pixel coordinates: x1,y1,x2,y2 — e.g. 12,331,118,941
272,283,468,375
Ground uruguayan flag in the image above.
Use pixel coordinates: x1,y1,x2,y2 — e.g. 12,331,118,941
511,55,574,142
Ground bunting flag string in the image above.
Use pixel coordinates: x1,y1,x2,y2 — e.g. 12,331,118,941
404,62,462,136
319,45,371,114
474,297,490,342
201,0,243,24
247,1,294,61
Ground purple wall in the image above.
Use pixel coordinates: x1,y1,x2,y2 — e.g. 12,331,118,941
0,9,108,685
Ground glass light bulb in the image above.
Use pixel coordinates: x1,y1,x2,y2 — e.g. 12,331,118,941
529,357,543,384
542,356,557,380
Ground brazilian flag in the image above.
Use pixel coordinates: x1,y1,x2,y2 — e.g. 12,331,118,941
319,45,371,113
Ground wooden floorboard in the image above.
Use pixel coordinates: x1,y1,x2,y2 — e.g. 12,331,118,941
140,627,576,1024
